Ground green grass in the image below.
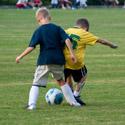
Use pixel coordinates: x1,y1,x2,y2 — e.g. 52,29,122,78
0,8,125,125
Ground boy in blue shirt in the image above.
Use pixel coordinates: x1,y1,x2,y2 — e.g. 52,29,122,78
16,7,81,110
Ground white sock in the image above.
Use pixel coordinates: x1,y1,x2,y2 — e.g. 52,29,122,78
28,86,39,107
74,82,85,97
61,83,77,105
74,91,79,97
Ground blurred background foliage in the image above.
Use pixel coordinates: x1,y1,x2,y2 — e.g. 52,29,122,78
0,0,124,5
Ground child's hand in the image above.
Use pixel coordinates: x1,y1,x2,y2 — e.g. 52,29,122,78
16,56,21,63
70,54,77,64
15,47,34,63
110,44,118,49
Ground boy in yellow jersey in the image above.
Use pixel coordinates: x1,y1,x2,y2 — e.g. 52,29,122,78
64,18,118,106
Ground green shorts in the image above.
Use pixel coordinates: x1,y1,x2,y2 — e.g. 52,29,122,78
33,65,64,87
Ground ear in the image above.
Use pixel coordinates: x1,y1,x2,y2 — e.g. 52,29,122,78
81,26,87,31
48,16,51,21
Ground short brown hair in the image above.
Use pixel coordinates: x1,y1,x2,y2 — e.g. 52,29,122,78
76,18,89,31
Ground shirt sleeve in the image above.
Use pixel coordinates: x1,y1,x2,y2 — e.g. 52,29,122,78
84,31,99,45
29,29,40,48
59,27,70,43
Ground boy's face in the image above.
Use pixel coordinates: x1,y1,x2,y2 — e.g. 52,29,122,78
36,14,45,25
36,14,50,25
36,15,42,25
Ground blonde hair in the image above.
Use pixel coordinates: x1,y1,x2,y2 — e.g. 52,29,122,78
36,7,51,20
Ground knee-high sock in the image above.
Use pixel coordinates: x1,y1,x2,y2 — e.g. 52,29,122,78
28,86,39,106
61,83,77,105
74,82,85,97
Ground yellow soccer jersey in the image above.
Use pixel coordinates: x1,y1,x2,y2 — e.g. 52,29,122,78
64,27,99,70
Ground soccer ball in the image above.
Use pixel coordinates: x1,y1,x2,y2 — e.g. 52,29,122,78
45,88,63,105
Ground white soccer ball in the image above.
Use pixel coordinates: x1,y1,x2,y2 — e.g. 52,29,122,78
45,88,63,105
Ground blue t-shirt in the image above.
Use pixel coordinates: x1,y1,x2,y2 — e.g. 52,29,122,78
29,23,69,65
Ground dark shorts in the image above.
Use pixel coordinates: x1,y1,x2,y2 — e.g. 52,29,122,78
64,66,87,83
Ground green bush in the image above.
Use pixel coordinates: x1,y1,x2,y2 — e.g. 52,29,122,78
0,0,16,5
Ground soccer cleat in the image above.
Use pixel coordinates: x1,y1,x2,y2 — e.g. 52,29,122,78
25,104,36,110
74,96,86,106
71,102,81,107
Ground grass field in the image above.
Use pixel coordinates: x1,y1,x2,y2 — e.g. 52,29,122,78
0,8,125,125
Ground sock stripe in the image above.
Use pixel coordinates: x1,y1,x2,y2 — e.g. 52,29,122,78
32,85,46,88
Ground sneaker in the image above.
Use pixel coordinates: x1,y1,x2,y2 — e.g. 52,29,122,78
74,96,86,106
25,104,36,110
71,102,81,107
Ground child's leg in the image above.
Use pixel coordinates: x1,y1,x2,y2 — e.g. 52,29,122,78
65,74,86,106
73,77,87,106
49,65,80,106
70,66,87,106
57,79,80,106
74,76,86,97
72,66,87,97
65,75,73,91
28,85,39,109
27,66,48,110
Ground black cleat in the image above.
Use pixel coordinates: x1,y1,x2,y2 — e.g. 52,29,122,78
74,96,86,106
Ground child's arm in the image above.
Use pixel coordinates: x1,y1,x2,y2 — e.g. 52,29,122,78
96,39,118,49
65,38,77,63
16,47,34,63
